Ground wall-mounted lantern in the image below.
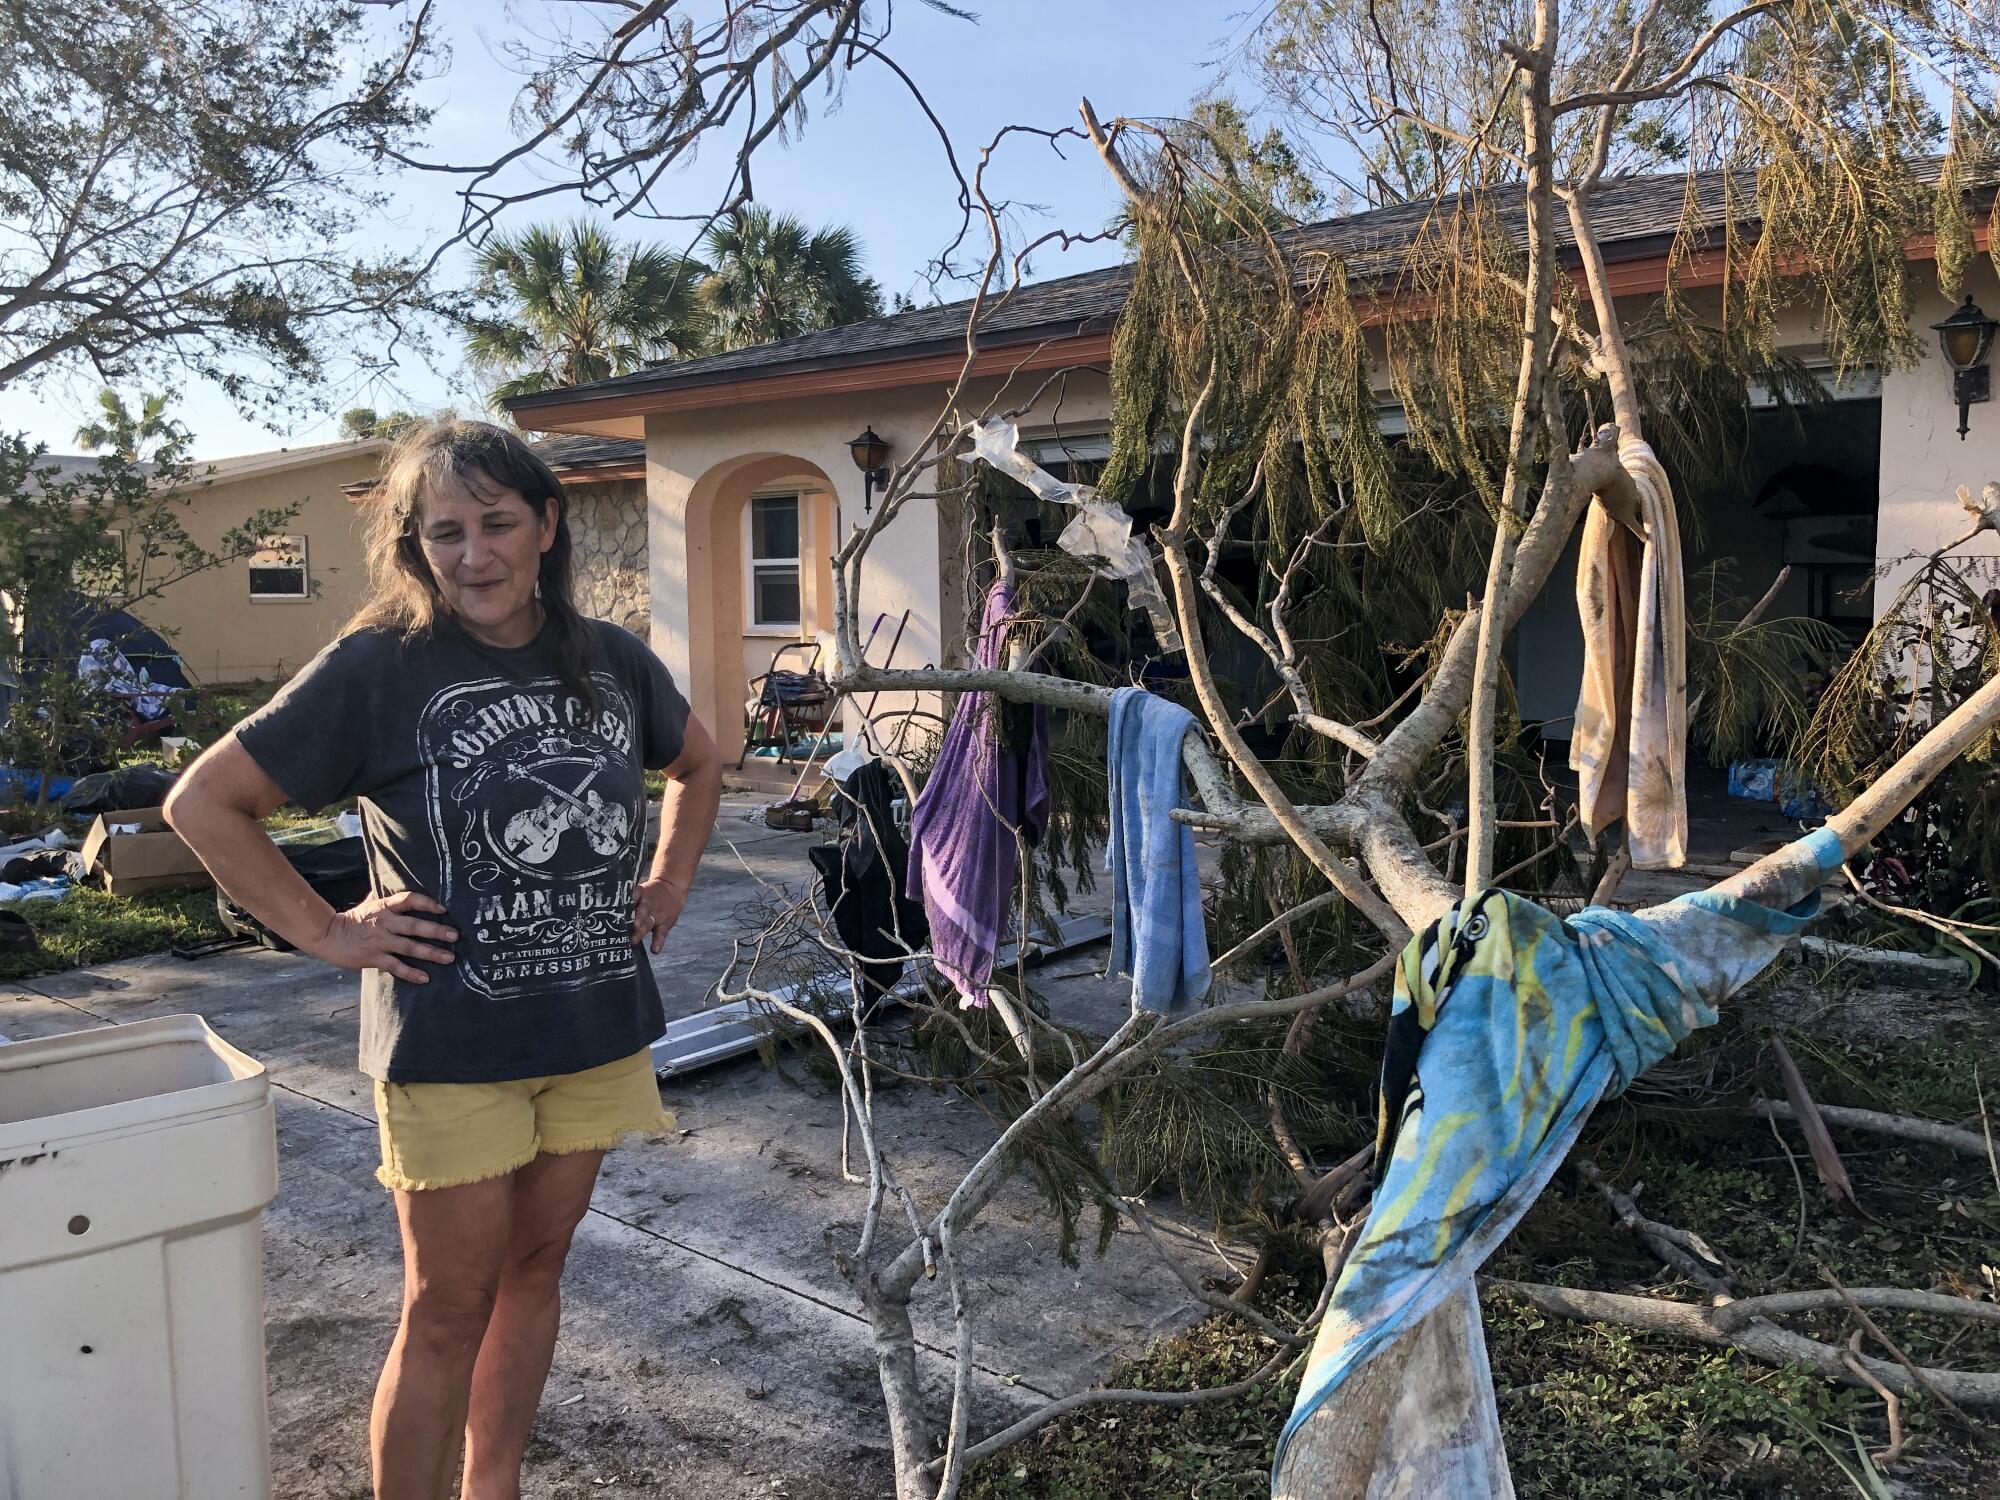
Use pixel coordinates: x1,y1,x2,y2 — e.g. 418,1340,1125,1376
1932,295,1999,441
847,427,892,512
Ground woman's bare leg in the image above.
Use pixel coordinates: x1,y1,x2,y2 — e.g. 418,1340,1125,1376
372,1175,515,1500
459,1149,605,1500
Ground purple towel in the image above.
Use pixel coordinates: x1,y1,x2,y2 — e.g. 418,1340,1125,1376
907,582,1050,1003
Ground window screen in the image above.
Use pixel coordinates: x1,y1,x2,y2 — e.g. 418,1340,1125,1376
748,496,800,627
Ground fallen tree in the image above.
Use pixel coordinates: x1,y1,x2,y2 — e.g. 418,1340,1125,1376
473,3,2000,1495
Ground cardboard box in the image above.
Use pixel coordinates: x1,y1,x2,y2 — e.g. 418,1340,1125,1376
78,807,213,897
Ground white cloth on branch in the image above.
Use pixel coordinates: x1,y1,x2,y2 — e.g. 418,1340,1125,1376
78,638,167,720
1570,436,1688,870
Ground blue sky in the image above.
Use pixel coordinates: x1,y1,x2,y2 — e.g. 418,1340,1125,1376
0,2,1254,457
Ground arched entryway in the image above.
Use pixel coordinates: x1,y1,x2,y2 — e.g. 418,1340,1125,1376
674,452,839,763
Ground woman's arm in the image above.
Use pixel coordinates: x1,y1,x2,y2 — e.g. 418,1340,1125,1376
164,738,457,983
633,713,723,954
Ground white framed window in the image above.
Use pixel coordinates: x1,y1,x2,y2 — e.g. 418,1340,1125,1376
248,534,309,602
745,494,801,630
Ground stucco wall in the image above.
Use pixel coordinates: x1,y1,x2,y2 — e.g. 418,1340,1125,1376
1875,263,2000,609
643,376,1117,760
566,477,650,637
142,449,379,684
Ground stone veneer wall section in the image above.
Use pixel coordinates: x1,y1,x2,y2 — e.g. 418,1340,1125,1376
566,478,650,637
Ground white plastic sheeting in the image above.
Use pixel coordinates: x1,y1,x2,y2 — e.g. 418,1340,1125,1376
966,418,1184,653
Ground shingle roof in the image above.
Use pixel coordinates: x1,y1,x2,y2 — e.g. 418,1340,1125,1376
504,159,1979,414
531,433,645,469
503,258,1134,409
15,453,144,494
196,438,382,478
21,439,380,494
337,432,647,498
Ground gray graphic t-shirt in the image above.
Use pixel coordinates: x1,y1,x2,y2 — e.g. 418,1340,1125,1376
235,620,690,1082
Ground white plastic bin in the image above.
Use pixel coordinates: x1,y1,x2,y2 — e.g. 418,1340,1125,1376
0,1014,278,1499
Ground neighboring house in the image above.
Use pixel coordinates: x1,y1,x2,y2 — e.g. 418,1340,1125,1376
497,168,1999,763
100,431,653,687
131,438,389,685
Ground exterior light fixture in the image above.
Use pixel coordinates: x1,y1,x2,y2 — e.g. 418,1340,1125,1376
1931,295,1999,440
847,426,892,512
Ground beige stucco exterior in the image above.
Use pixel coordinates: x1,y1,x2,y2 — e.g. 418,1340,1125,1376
143,442,384,684
136,440,653,687
1875,262,2000,608
643,377,1116,761
503,250,2000,769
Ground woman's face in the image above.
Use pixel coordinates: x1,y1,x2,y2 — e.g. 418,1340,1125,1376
416,473,558,648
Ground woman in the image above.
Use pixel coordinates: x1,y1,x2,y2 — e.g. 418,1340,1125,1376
166,419,722,1500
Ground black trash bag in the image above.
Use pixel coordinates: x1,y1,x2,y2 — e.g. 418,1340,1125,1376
809,759,926,1011
59,763,178,815
216,836,372,952
1,848,81,883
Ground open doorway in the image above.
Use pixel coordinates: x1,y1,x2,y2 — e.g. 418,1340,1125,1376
1512,386,1881,858
1684,397,1881,656
1516,391,1881,736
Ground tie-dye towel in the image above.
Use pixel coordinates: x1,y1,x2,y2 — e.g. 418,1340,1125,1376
1272,826,1844,1493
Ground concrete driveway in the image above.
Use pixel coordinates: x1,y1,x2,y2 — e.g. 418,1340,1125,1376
2,795,1218,1498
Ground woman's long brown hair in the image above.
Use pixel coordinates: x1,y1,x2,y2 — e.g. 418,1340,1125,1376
348,418,599,711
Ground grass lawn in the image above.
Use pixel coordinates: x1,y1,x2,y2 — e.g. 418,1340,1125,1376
0,884,223,984
0,678,301,982
963,980,2000,1499
179,678,284,751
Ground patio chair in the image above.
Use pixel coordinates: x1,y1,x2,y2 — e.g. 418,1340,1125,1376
739,640,835,769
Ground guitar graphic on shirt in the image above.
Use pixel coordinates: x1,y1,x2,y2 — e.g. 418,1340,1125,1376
500,764,632,864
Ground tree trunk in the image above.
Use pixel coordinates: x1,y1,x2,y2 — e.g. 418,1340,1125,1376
865,1282,937,1498
1465,5,1561,894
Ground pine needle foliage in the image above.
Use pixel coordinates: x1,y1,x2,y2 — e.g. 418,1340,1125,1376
1799,558,2000,796
1796,556,2000,915
1098,1021,1369,1223
1721,4,1937,381
1683,561,1844,765
1934,137,1977,304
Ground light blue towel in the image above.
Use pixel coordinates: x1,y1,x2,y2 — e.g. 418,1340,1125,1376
1107,686,1210,1016
1272,822,1848,1493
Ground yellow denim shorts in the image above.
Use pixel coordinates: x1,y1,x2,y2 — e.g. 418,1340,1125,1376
372,1047,676,1192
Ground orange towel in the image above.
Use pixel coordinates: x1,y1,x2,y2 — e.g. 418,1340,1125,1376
1570,437,1687,869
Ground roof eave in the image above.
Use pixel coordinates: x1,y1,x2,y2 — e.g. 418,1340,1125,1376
502,314,1116,415
507,214,1987,430
340,454,647,501
506,324,1118,430
191,437,391,489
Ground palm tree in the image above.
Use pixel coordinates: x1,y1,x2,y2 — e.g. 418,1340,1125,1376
464,221,707,401
74,390,178,461
697,206,883,351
